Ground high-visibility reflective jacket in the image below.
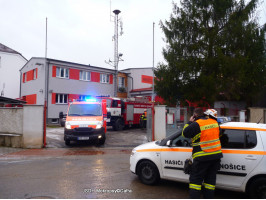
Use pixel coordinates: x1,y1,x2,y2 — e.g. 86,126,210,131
183,117,223,161
141,114,147,121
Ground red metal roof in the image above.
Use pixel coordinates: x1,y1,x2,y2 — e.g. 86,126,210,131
130,87,152,93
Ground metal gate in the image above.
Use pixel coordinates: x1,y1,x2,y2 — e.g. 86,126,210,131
146,106,188,141
165,107,188,137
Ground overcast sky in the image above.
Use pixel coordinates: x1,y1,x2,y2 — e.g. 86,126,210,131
1,0,266,70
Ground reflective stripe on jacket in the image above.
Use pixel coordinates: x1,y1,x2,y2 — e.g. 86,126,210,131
141,114,147,121
191,118,221,159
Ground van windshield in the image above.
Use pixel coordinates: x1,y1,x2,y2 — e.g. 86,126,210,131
68,104,102,116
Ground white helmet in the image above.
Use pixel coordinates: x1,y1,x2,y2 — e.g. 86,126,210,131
204,109,218,119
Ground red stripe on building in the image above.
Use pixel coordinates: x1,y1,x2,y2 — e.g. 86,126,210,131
52,66,57,77
69,69,80,80
91,72,100,82
52,93,56,104
110,74,113,84
141,75,153,84
25,94,37,104
26,70,34,82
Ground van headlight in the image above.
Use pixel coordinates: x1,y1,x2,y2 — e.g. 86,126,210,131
96,121,103,129
65,122,71,129
131,149,137,157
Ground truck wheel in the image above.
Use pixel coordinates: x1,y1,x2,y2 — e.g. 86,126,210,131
115,118,124,131
248,177,266,198
98,135,106,145
137,160,160,185
65,140,71,146
60,119,65,127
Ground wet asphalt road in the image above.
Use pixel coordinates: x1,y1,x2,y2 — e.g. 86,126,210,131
46,126,148,148
0,127,247,199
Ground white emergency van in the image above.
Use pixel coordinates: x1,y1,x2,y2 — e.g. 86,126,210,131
130,122,266,198
64,98,107,146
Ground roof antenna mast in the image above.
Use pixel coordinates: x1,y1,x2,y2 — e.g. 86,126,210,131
105,1,124,97
45,17,48,58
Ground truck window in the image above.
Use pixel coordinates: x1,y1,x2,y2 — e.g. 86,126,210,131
106,99,111,108
68,104,102,116
112,100,118,107
220,129,257,149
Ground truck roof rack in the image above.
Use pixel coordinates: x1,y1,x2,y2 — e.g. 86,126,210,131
125,97,150,103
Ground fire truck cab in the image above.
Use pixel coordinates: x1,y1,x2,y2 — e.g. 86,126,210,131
99,97,152,131
64,98,107,146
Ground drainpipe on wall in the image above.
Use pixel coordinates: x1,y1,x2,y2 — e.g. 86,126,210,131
19,70,22,98
127,75,133,97
43,100,47,147
43,58,49,148
43,18,48,148
46,59,50,123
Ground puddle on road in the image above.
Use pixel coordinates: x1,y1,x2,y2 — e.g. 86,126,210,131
63,150,105,156
0,148,132,158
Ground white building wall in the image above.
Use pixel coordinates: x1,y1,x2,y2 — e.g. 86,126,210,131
21,57,115,121
47,61,114,119
122,68,153,90
0,52,27,98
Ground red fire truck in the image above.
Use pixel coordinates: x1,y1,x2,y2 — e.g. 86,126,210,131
97,96,152,131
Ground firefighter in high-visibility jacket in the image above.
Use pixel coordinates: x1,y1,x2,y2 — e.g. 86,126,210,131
182,108,223,199
140,109,147,129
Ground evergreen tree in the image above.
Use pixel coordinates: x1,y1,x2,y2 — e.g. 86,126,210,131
155,0,266,106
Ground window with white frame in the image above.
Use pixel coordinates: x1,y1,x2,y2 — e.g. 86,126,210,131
56,94,68,104
33,69,37,80
79,71,91,81
56,67,69,78
100,74,109,83
24,72,27,82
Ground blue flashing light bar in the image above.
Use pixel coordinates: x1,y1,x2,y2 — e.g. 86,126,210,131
84,97,97,102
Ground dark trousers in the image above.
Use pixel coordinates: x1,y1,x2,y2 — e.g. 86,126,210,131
189,159,221,199
140,119,146,129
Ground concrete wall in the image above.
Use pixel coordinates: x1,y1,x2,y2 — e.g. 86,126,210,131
0,51,27,98
249,107,266,123
0,105,44,148
0,108,23,134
